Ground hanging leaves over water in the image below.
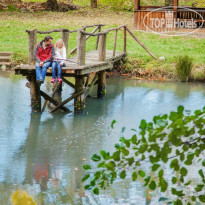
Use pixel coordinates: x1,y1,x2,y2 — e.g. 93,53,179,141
83,105,205,204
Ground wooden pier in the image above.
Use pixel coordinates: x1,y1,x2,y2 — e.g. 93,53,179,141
15,24,157,113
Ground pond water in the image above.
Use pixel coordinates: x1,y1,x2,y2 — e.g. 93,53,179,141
0,71,205,205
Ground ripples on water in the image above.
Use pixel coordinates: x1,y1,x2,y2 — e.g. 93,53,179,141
0,71,205,204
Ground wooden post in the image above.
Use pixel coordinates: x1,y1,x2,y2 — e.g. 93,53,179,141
61,30,69,52
173,0,178,28
134,0,140,10
98,34,106,61
27,75,41,112
95,25,101,50
77,31,86,65
124,26,127,53
74,76,85,114
98,34,106,99
28,29,37,65
113,29,118,57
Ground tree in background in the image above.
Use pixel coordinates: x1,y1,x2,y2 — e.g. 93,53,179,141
91,0,97,8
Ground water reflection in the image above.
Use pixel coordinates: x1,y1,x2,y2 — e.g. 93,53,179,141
1,72,205,204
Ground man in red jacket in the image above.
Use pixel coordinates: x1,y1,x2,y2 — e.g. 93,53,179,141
35,35,54,85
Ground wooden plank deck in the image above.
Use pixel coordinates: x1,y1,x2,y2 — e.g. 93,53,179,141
15,50,126,76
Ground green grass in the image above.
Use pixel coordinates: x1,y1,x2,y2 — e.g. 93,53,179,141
0,10,204,79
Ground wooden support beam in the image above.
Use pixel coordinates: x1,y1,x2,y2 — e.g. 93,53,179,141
77,31,86,66
97,34,107,99
62,30,69,53
74,76,86,113
26,82,70,112
126,27,158,60
85,74,98,98
51,87,86,113
47,82,62,107
113,29,118,57
134,0,140,10
62,77,75,88
70,26,99,55
27,75,41,112
28,29,37,65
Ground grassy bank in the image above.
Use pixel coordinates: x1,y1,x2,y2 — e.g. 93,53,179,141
0,9,204,80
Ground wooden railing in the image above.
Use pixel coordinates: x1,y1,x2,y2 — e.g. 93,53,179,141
26,24,157,65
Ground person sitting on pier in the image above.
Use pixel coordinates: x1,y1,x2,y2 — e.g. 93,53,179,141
35,35,54,86
51,39,66,84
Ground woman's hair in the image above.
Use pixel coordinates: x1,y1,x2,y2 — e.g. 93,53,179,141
54,39,65,55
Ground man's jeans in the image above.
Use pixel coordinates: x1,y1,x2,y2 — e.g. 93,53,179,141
52,61,65,79
35,62,52,81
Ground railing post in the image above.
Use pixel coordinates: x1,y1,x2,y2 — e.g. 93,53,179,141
61,29,69,53
113,29,118,57
95,25,101,50
123,26,127,53
98,34,106,61
27,29,37,65
134,0,140,10
77,31,86,65
97,34,106,99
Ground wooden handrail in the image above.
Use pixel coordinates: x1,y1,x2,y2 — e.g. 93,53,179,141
81,25,127,36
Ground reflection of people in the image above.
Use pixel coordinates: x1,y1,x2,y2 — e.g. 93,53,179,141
35,35,54,86
51,39,66,84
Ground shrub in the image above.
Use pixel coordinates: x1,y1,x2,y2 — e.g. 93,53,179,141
176,55,194,82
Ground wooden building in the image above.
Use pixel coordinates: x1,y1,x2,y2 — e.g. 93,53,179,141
134,0,205,32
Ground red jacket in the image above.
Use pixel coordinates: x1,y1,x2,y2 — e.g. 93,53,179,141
35,40,54,63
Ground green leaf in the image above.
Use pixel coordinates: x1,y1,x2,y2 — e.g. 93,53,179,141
83,164,91,170
111,120,117,128
199,195,205,202
202,160,205,167
144,176,151,186
121,148,129,156
121,126,126,133
158,197,169,202
84,184,91,190
198,169,205,180
140,119,147,130
152,164,160,171
132,172,137,181
100,150,109,160
195,184,204,192
120,170,126,179
138,170,145,178
172,177,177,184
112,151,121,161
149,181,156,190
174,199,182,205
158,169,164,177
92,154,101,162
93,187,99,195
180,167,188,177
82,174,90,182
177,105,184,114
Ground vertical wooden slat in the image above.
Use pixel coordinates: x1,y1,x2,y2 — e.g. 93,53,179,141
113,29,118,57
134,0,140,11
28,29,37,65
61,30,69,53
123,26,127,53
98,34,107,61
95,25,101,50
77,31,86,65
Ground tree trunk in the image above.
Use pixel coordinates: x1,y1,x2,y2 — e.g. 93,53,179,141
165,0,174,6
91,0,97,8
47,0,59,11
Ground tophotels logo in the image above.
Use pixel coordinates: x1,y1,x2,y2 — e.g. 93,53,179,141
143,6,204,36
